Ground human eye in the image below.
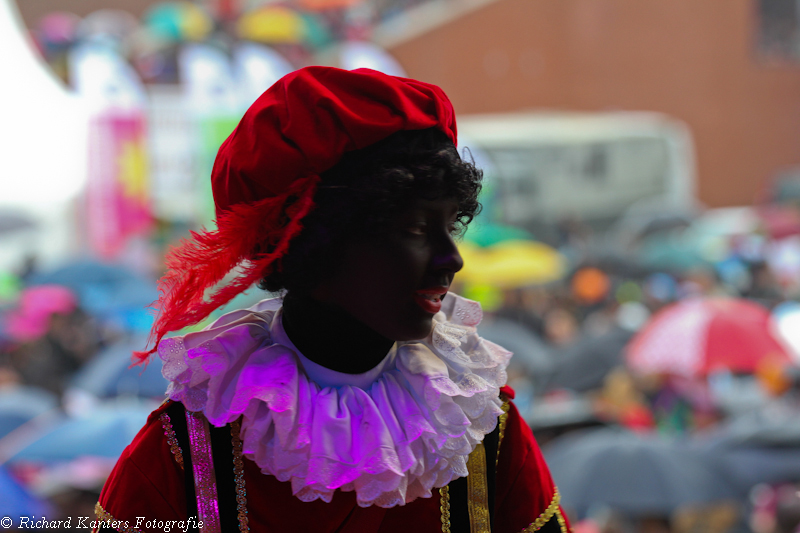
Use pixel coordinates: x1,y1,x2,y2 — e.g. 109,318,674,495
404,222,427,236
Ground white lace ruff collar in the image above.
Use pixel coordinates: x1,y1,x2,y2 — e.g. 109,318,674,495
158,293,510,508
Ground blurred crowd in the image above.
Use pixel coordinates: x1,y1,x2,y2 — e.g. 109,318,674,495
27,0,431,87
462,204,800,533
2,200,800,531
0,260,161,529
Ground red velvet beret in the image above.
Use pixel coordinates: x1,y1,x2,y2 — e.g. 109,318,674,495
136,66,458,361
213,66,456,217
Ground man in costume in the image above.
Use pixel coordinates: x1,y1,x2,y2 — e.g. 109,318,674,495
95,66,569,533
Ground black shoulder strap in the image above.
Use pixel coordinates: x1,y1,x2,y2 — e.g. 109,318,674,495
483,420,499,528
164,401,241,533
208,420,240,530
165,401,200,533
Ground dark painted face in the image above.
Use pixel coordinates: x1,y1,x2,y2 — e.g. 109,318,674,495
311,197,464,341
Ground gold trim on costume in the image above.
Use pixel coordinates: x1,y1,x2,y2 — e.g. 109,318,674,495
466,442,491,533
93,502,143,533
159,412,184,471
231,418,250,532
186,411,222,533
518,490,563,533
556,508,569,533
496,397,510,467
439,486,451,533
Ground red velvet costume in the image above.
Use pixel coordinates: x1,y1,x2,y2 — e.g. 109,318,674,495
96,387,568,533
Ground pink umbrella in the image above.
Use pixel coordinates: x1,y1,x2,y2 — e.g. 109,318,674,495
37,12,81,45
627,298,793,378
757,204,800,239
5,285,77,342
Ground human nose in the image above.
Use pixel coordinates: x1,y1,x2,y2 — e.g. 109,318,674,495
432,232,464,274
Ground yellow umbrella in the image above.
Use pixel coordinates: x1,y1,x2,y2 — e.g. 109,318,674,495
455,241,486,277
457,239,567,288
143,2,213,42
237,7,306,44
180,3,213,41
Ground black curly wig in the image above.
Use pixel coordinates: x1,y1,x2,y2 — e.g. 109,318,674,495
258,127,483,294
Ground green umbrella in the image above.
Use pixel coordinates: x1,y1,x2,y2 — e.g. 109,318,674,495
464,221,533,248
636,232,710,272
300,13,332,50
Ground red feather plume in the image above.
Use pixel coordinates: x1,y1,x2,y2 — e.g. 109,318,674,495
133,174,320,364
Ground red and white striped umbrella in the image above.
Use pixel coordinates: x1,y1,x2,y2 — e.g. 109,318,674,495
626,298,793,378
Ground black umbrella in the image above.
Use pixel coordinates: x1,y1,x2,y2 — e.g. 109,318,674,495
544,327,633,393
694,404,800,492
477,316,554,389
543,427,741,519
526,394,602,434
714,406,800,448
711,447,800,493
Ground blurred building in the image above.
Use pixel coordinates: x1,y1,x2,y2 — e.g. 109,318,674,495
378,0,800,208
15,0,800,209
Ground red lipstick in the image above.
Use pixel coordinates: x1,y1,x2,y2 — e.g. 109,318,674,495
413,287,448,314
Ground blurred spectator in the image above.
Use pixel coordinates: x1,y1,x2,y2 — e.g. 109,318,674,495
775,485,800,533
751,484,800,533
2,286,98,395
594,367,655,432
673,503,740,533
636,516,671,533
746,261,785,308
494,286,547,337
679,267,731,299
544,307,580,347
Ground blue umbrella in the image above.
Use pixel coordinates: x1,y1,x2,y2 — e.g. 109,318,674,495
68,336,168,400
0,386,59,439
10,403,152,462
27,260,157,331
0,466,51,517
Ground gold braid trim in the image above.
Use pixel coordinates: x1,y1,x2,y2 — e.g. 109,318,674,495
467,442,491,533
556,508,570,533
496,396,511,467
93,502,143,533
439,486,451,533
518,489,562,533
231,418,250,532
159,412,184,471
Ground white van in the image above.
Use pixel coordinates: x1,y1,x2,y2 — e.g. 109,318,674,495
457,111,697,230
